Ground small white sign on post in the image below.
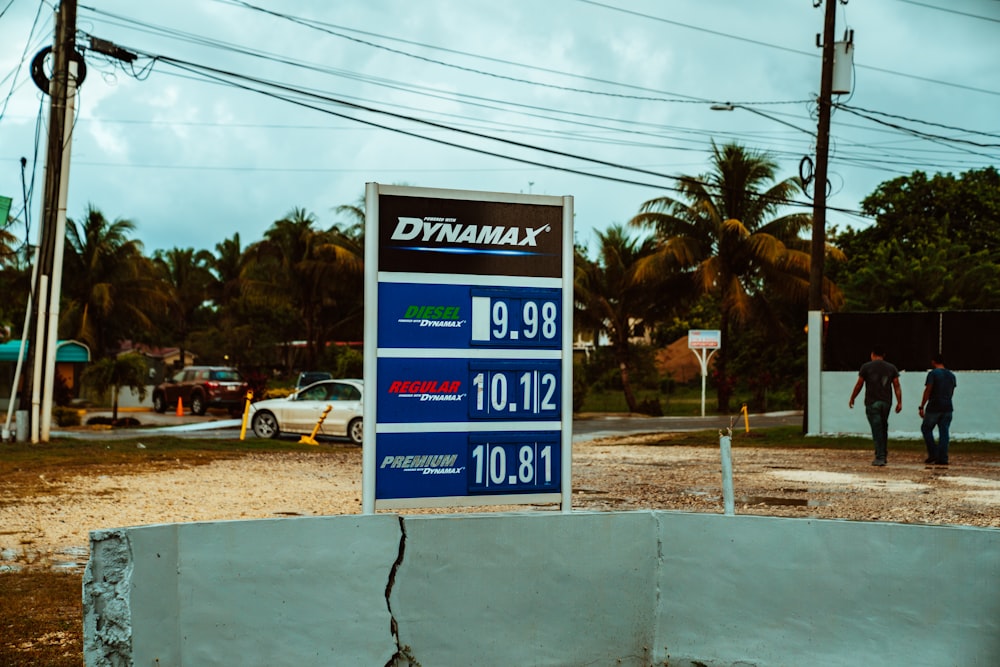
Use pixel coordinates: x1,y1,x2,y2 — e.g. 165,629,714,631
688,330,721,417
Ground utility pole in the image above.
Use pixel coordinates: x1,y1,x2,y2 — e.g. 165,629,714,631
808,0,838,311
28,0,78,442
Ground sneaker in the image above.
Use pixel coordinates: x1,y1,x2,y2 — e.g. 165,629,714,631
871,458,887,466
924,457,936,464
935,460,949,466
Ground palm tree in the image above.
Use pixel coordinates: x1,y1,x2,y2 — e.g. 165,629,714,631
630,141,842,412
209,232,246,313
62,205,169,357
242,208,363,369
574,224,686,413
153,247,215,369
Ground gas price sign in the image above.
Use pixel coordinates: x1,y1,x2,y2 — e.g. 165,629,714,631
363,184,573,511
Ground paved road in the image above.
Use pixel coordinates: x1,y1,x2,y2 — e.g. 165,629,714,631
572,411,802,441
51,409,803,442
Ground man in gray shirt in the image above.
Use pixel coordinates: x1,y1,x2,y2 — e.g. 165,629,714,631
848,346,902,466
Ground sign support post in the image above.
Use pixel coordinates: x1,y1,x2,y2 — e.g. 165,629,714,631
688,329,721,417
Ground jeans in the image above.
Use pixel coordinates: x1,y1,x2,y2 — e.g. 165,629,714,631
865,401,891,461
921,410,953,463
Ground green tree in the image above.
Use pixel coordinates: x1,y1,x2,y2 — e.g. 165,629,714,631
830,167,1000,311
629,141,841,411
81,353,148,422
574,224,688,413
62,206,169,357
153,247,215,368
242,208,363,369
209,232,246,316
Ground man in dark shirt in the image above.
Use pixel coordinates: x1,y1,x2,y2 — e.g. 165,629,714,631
919,353,957,465
848,346,902,466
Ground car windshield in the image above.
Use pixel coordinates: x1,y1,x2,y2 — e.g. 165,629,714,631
210,370,242,382
298,384,330,401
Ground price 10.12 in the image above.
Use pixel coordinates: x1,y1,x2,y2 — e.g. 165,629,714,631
468,362,561,419
470,289,560,347
468,436,560,493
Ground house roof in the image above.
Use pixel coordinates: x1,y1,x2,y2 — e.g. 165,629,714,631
0,339,92,363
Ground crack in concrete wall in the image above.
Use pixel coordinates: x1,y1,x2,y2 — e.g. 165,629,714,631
384,516,419,667
83,529,134,667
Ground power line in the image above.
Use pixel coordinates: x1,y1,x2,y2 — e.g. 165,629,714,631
576,0,1000,97
117,45,869,217
894,0,1000,23
834,102,1000,140
833,103,1000,151
0,0,48,123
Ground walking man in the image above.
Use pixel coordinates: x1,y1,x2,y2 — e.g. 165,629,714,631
849,346,902,466
919,353,957,465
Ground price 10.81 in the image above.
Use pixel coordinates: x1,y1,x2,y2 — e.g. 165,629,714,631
468,362,561,419
470,289,560,347
468,436,560,493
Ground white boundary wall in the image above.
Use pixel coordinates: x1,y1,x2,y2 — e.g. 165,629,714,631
806,310,1000,439
84,511,1000,666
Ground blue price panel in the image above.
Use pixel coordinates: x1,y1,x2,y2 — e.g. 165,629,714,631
468,432,561,494
470,287,561,348
377,358,560,422
467,360,561,420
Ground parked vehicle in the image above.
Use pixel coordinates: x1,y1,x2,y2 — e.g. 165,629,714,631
251,379,363,445
295,371,333,389
152,366,249,416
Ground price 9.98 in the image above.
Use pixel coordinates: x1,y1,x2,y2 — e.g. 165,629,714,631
471,293,560,347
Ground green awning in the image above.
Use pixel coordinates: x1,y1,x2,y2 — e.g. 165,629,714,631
0,339,91,363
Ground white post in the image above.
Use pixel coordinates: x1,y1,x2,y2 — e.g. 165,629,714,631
807,310,823,435
30,275,48,442
688,330,721,418
692,347,718,417
719,429,735,516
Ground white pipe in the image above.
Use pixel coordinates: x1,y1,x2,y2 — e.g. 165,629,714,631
39,60,77,441
30,274,48,442
719,430,735,516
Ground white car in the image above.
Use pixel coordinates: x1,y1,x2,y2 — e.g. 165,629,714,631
250,379,363,445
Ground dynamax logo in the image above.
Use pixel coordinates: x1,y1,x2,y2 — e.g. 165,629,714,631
379,454,464,475
388,380,466,403
396,305,466,329
390,216,551,256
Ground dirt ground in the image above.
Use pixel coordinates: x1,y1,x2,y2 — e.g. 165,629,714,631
2,434,999,572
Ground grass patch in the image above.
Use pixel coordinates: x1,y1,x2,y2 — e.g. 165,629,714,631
0,571,83,667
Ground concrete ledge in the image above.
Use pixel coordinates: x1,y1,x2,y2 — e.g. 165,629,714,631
84,511,1000,666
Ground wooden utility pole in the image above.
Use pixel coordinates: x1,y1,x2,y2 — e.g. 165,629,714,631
29,0,78,441
808,0,838,311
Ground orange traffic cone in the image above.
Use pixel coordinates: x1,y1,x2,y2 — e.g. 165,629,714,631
176,397,184,416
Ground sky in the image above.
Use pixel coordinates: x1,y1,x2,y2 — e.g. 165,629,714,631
0,0,998,258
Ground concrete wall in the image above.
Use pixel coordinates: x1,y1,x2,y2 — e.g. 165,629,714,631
818,370,1000,439
84,511,1000,667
